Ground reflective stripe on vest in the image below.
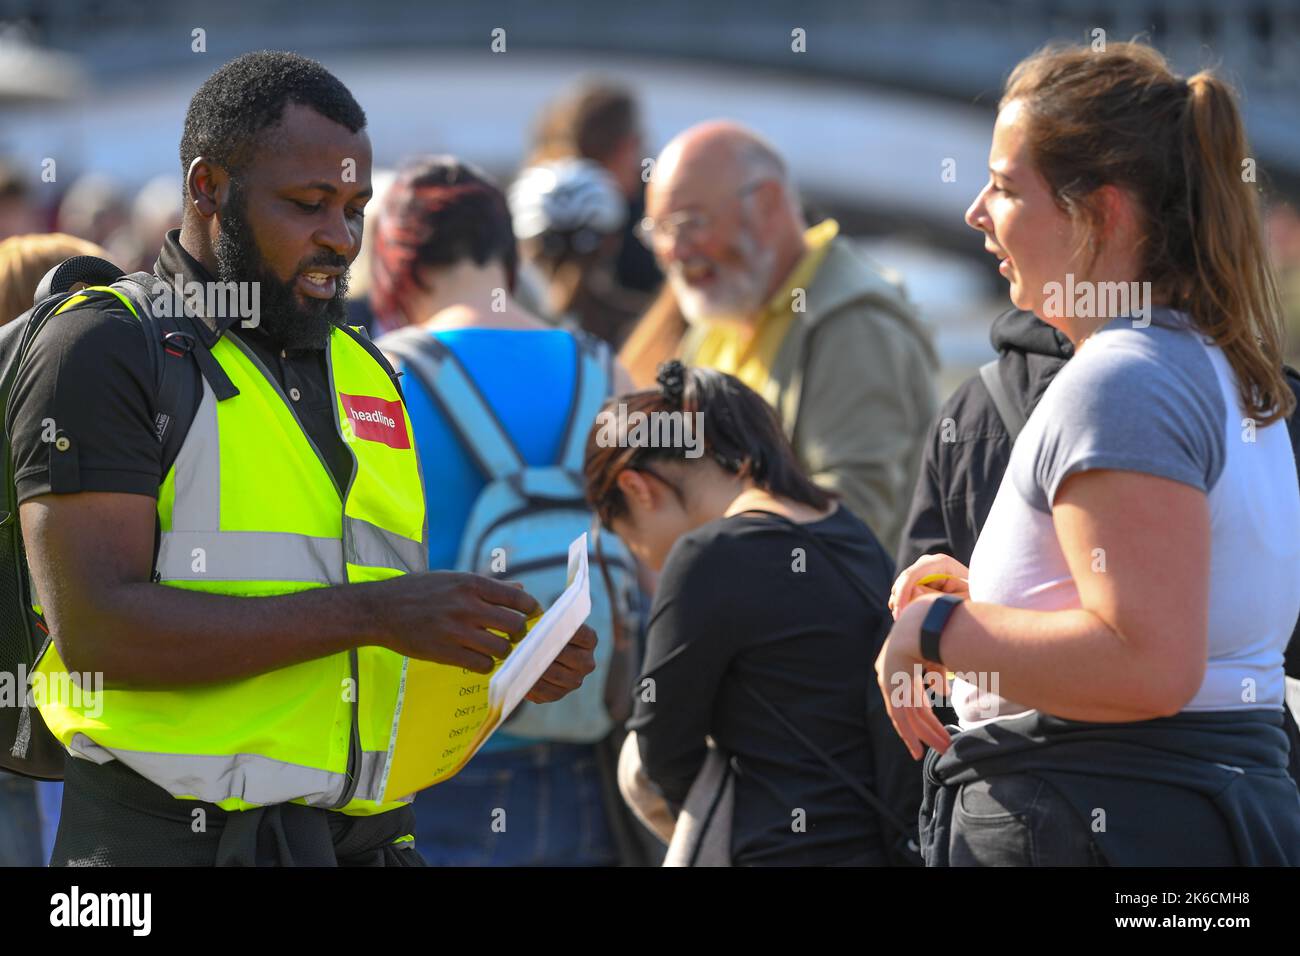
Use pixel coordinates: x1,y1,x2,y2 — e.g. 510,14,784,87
65,732,391,809
155,520,423,584
55,285,141,320
36,322,427,815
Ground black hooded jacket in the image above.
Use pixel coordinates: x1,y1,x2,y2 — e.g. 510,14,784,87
897,308,1300,780
897,308,1072,570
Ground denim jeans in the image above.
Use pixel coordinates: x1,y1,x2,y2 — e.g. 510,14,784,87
0,771,44,866
949,773,1107,866
412,741,618,866
36,781,63,863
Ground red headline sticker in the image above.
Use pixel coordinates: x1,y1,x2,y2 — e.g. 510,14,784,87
339,393,410,449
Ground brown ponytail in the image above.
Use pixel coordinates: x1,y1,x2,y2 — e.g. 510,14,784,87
1180,71,1291,422
1004,41,1293,424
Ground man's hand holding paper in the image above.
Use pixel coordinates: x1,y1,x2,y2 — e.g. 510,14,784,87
379,533,599,801
525,622,598,703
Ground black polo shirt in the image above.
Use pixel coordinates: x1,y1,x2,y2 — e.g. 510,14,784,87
9,229,363,506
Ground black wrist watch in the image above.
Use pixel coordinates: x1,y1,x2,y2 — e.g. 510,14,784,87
920,594,964,666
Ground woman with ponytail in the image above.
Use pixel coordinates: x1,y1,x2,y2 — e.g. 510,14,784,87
585,362,918,865
886,41,1300,865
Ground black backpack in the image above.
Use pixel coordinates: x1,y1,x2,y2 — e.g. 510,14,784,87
0,255,237,780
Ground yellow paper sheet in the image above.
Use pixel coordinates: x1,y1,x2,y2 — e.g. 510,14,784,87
379,533,591,802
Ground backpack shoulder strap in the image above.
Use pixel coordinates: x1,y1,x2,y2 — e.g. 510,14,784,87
382,328,525,481
109,274,238,474
21,267,242,495
558,332,613,473
979,358,1026,444
117,273,238,394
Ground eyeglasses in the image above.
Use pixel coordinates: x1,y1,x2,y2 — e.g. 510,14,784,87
635,179,768,249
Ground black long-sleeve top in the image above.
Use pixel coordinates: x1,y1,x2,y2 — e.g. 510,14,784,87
628,506,907,865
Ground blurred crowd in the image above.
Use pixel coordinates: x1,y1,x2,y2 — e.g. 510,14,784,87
6,77,1300,362
2,75,948,552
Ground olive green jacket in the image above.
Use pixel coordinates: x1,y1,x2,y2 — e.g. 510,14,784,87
681,236,939,553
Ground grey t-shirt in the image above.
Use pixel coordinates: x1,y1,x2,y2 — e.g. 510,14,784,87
957,309,1300,726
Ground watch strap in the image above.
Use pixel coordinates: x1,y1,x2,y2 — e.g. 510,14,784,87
920,594,963,666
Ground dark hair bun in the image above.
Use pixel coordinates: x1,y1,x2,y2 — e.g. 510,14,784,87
656,360,687,406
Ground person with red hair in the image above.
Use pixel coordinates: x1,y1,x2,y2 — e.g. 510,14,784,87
372,157,644,866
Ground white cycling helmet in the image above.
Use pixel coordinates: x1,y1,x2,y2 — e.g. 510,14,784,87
509,158,626,253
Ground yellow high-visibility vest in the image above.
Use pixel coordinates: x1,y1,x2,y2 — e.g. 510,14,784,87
35,293,427,816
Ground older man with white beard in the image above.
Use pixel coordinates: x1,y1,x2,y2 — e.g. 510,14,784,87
640,121,938,552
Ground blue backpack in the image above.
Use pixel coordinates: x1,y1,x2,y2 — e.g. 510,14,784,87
383,328,640,743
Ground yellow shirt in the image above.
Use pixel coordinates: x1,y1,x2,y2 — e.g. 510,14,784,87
687,219,840,400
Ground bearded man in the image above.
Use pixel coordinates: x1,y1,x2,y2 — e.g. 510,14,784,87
641,121,938,553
